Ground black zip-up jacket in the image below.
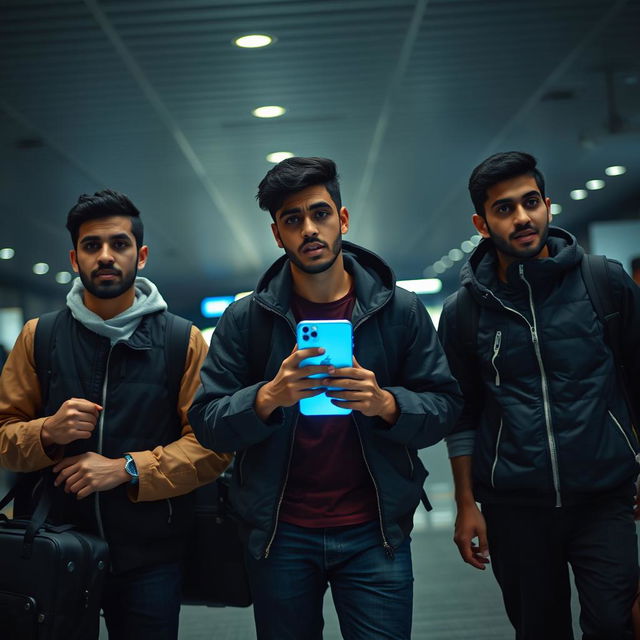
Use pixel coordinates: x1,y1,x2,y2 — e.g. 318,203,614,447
439,227,640,507
190,242,462,559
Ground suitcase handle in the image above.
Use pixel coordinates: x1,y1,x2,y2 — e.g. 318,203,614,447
0,517,75,534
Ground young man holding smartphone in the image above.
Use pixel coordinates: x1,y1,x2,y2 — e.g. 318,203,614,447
190,157,461,640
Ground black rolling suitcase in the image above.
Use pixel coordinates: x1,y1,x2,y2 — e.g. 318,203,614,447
0,479,109,639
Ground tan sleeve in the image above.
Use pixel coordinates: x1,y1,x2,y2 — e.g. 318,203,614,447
0,318,60,472
128,325,232,502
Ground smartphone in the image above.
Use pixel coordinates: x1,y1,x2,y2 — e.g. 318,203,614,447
296,320,353,416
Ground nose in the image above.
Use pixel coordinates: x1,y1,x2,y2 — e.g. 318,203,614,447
301,216,318,238
97,243,115,265
513,204,532,226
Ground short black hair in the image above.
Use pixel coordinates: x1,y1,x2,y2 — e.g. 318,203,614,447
66,189,143,248
469,151,546,217
257,157,342,218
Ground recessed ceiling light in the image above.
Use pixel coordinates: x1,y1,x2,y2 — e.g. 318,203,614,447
55,271,72,284
441,256,453,268
461,240,474,253
585,179,605,190
0,247,15,259
448,248,464,262
470,234,482,246
266,151,294,163
570,189,588,200
233,34,273,49
605,165,626,176
252,105,286,119
550,204,562,215
433,261,446,274
33,262,49,275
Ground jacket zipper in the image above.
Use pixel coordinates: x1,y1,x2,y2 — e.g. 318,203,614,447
518,265,561,507
353,415,393,556
263,415,299,558
490,419,503,488
95,346,113,540
609,410,637,456
405,447,414,478
483,266,561,507
491,330,502,386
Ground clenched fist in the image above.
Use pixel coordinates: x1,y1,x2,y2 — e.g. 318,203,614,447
41,397,103,447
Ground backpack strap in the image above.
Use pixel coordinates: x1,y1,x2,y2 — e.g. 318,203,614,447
455,286,479,356
34,310,64,413
164,312,193,410
580,255,635,426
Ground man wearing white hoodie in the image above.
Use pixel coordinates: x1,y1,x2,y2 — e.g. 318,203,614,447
0,190,231,639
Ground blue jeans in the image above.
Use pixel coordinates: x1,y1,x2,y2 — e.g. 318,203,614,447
101,562,182,640
246,521,413,640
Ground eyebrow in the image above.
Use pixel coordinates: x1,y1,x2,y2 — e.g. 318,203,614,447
278,201,333,219
490,190,541,209
79,233,132,244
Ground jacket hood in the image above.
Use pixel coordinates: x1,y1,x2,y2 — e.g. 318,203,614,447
253,241,396,324
460,226,584,303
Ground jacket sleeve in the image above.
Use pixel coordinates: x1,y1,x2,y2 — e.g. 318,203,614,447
374,292,463,449
438,292,484,454
128,326,232,502
189,301,288,453
0,319,61,472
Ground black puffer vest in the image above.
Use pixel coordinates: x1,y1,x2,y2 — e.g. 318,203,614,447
26,309,194,573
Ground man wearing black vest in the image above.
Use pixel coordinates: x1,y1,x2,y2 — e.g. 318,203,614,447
189,157,462,640
0,190,231,639
439,151,640,639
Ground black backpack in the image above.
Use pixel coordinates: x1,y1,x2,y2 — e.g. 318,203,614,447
455,254,636,427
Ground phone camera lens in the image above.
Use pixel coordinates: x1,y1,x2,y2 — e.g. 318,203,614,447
302,326,309,333
311,331,318,338
302,334,309,341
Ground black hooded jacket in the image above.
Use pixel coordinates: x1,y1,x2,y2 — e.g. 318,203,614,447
190,241,462,559
439,227,640,507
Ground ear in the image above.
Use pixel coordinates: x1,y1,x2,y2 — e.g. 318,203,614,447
339,207,349,235
69,249,79,273
271,222,284,248
472,213,490,238
545,197,552,222
137,245,149,270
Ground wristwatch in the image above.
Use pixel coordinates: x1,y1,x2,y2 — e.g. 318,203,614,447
123,454,139,485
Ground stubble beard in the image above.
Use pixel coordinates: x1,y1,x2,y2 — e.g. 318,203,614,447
285,235,343,275
487,220,550,261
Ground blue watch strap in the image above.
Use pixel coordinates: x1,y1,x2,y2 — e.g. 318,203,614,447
123,453,139,485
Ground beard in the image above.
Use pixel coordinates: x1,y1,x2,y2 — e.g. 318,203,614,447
486,219,550,261
79,265,137,299
285,235,343,274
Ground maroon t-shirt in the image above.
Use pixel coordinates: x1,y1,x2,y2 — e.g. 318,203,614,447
278,287,379,528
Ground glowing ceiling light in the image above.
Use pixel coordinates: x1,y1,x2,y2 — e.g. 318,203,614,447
0,248,15,259
605,165,626,176
55,271,72,284
233,34,273,49
570,189,588,200
396,279,442,294
585,179,605,190
550,204,562,215
461,240,474,253
266,151,294,163
252,105,286,119
470,234,482,246
448,248,464,262
433,261,446,274
33,262,49,275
